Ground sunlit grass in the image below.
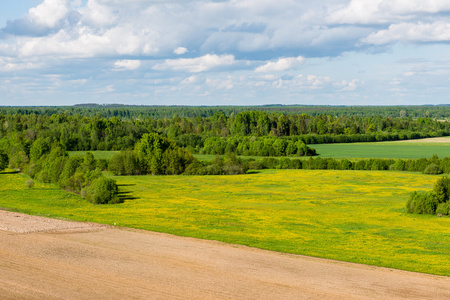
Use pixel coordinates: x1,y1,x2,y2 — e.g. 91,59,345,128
0,170,449,276
313,140,450,159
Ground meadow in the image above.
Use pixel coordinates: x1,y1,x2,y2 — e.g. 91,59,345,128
312,138,450,159
1,169,449,276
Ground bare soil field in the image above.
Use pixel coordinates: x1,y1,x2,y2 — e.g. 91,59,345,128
1,210,449,299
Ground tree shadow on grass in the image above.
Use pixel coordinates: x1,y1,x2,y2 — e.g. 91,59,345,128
117,190,139,201
246,170,262,174
0,171,20,175
117,184,136,187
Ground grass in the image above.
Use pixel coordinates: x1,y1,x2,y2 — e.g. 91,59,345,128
1,169,449,276
312,140,450,159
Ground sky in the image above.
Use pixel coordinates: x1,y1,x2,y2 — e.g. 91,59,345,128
0,0,450,106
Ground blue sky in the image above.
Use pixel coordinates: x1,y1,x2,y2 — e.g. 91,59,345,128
0,0,449,106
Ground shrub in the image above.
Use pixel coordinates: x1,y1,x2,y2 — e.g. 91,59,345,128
340,159,352,170
97,159,108,171
184,160,206,175
392,159,406,171
423,164,443,175
25,179,35,189
406,191,438,214
436,203,450,216
247,160,263,170
85,176,119,204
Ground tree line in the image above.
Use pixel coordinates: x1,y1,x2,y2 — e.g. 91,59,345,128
108,133,247,176
2,104,450,119
241,154,450,174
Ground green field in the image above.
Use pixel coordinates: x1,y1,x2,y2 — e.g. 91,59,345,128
313,140,450,159
1,170,449,276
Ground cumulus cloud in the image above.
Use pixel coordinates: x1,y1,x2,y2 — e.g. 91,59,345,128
335,79,362,91
255,56,305,73
29,0,70,28
114,60,141,70
364,21,450,45
79,0,118,27
1,0,450,106
2,0,450,60
2,0,70,36
153,54,236,73
174,47,188,55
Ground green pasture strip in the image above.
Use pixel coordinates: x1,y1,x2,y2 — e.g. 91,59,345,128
312,142,450,159
68,151,119,160
0,170,449,276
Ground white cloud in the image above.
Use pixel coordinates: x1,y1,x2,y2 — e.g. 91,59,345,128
29,0,70,28
181,75,200,84
1,0,450,106
364,21,450,45
335,79,362,91
255,56,305,73
114,59,141,70
153,54,235,73
379,0,450,14
79,0,118,27
174,47,188,55
328,0,388,25
328,0,450,25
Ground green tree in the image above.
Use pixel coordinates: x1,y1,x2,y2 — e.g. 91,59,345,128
433,176,450,203
0,150,8,172
83,152,97,171
85,176,119,204
29,138,50,162
135,133,195,175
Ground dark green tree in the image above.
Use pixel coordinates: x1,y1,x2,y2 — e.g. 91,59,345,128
0,149,8,171
85,176,119,204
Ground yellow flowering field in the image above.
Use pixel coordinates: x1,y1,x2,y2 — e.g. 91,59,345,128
0,170,449,276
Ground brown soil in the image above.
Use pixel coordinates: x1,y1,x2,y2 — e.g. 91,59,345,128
1,210,449,299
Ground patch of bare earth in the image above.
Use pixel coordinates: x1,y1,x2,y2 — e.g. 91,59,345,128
395,137,450,143
0,210,449,299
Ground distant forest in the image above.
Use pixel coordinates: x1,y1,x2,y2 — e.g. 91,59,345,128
2,104,450,119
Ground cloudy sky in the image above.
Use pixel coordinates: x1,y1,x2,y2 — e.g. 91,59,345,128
0,0,450,106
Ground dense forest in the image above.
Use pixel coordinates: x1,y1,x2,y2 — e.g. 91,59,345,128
2,104,450,119
0,108,448,160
